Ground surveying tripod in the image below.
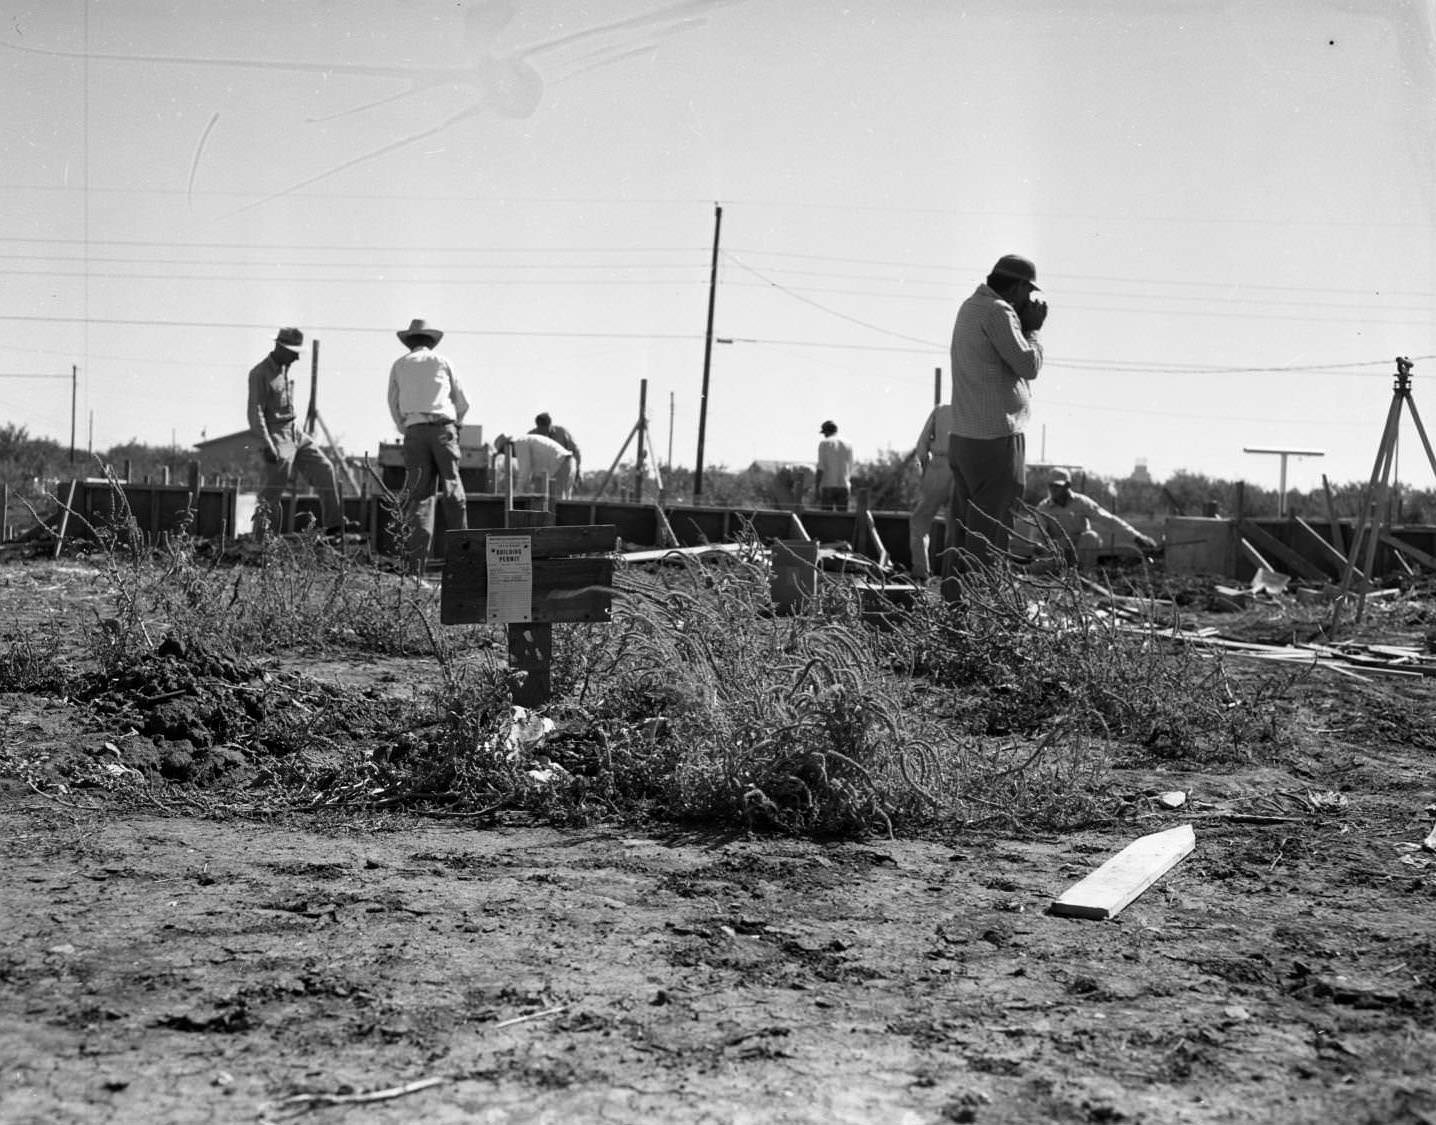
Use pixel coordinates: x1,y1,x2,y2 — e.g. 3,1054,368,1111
1336,356,1436,623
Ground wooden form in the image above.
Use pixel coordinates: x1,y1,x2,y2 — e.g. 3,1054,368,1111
1050,824,1195,920
441,522,617,707
1237,537,1274,574
1380,530,1436,572
1291,516,1354,581
1237,520,1328,582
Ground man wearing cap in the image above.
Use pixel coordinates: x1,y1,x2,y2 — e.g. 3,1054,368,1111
492,432,575,499
946,254,1047,576
907,401,954,582
528,412,582,490
815,420,854,511
387,318,470,565
1036,470,1158,568
247,327,343,537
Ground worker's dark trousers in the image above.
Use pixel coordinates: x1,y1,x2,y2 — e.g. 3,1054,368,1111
943,431,1025,575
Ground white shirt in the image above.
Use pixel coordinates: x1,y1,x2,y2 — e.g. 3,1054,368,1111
387,347,469,430
816,435,854,490
504,433,573,480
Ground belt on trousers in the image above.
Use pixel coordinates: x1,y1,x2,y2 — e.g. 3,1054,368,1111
407,415,454,427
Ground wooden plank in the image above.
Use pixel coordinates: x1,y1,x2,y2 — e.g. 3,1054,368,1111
1321,473,1345,553
863,509,890,569
1050,824,1196,920
444,524,617,560
1237,537,1275,574
620,542,751,564
507,621,553,707
52,480,77,559
1380,530,1436,571
440,556,614,624
1291,516,1354,581
1237,520,1328,582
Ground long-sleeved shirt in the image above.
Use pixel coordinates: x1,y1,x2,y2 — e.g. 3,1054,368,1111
950,284,1043,439
913,403,955,467
816,436,853,490
1036,492,1143,544
504,433,573,480
247,352,298,446
387,347,469,431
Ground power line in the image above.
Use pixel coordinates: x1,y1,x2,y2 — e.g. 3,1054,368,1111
723,252,939,348
0,234,707,255
0,313,703,340
5,233,1427,301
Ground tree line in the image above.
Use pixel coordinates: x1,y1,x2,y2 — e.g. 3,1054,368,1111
3,423,1433,536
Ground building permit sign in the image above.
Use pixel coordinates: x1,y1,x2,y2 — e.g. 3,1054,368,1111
485,535,533,625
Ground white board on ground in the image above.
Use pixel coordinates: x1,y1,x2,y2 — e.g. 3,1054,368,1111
1051,824,1196,920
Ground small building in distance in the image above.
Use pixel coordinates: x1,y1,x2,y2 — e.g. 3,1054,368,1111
194,430,266,487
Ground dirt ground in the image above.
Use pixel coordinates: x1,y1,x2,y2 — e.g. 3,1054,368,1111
2,562,1436,1124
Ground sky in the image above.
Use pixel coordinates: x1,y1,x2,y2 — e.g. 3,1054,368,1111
3,0,1436,494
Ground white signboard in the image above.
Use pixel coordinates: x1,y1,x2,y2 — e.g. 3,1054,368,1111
486,535,533,625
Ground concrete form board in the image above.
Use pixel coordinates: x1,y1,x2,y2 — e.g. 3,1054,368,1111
1163,517,1232,575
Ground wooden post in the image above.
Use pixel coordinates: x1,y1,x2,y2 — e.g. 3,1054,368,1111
853,486,871,556
1226,481,1246,577
634,378,649,504
441,523,616,711
53,480,77,559
1321,473,1344,553
504,508,556,707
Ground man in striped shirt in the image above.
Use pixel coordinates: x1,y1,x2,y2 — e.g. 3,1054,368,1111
946,254,1046,576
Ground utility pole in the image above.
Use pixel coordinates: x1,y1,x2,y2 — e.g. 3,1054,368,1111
667,390,675,478
305,338,320,434
634,379,649,502
69,365,77,463
694,202,722,500
933,367,941,407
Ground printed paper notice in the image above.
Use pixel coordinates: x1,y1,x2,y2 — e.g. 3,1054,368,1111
486,535,533,625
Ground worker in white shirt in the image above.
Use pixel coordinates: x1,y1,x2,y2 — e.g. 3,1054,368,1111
908,402,954,582
815,420,854,510
386,318,469,565
493,432,575,500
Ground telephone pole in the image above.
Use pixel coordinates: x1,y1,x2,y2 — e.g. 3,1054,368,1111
694,202,722,500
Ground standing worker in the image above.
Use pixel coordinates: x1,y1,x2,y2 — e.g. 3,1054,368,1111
1036,469,1157,568
946,254,1046,574
529,412,582,490
492,432,575,499
907,402,954,582
815,420,854,511
386,318,470,566
247,326,342,538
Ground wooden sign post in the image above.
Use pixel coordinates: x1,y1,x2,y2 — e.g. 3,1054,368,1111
440,523,617,707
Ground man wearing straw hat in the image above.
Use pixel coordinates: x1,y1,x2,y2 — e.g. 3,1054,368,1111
386,318,470,565
247,326,342,538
